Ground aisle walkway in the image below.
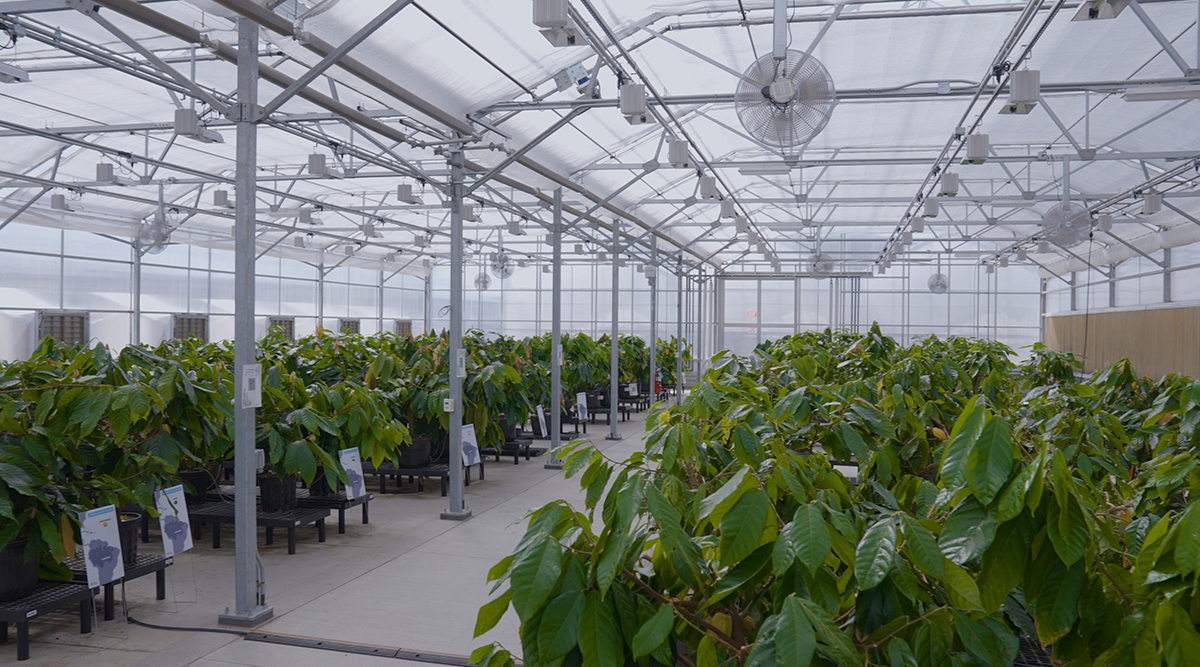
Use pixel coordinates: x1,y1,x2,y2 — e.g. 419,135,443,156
15,411,654,667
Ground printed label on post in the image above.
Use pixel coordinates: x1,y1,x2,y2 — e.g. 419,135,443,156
242,364,262,409
154,485,193,557
536,404,548,437
456,348,467,378
339,447,367,500
79,505,125,588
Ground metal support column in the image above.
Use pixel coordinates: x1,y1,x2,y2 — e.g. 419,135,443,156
219,17,272,627
607,220,622,441
546,189,564,470
1039,278,1047,343
648,238,658,406
424,274,432,333
378,270,385,333
441,147,471,521
676,260,684,407
317,262,325,329
1164,247,1172,303
132,246,142,345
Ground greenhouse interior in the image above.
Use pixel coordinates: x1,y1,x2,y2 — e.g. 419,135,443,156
1,0,1199,665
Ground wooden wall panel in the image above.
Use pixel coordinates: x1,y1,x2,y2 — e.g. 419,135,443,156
1045,306,1200,379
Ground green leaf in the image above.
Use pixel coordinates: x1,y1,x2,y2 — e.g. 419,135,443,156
631,604,673,658
1157,602,1200,667
943,559,983,611
939,396,984,490
793,504,831,575
855,516,897,590
698,466,754,527
976,521,1027,614
838,423,872,462
996,455,1041,523
578,592,622,667
938,496,995,564
536,590,584,661
510,534,564,619
952,610,1005,665
965,415,1013,505
743,615,779,667
776,596,817,667
1174,505,1200,575
71,388,110,438
773,522,796,577
474,588,512,637
797,597,860,666
1032,559,1083,645
901,516,943,579
1047,494,1089,567
283,439,317,484
719,488,769,567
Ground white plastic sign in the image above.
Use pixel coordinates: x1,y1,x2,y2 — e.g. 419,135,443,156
535,404,548,437
241,364,262,409
629,382,639,396
155,485,193,557
339,447,367,500
461,424,481,467
456,348,467,378
79,505,125,588
576,392,588,421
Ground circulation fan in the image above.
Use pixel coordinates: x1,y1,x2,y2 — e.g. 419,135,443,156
928,273,949,294
474,272,492,291
489,251,516,279
736,51,836,149
808,251,834,276
1041,201,1091,248
138,185,172,254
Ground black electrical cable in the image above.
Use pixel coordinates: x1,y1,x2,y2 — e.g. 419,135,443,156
126,615,248,636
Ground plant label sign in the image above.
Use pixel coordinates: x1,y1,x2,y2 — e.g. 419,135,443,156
456,348,467,378
339,447,367,500
154,485,193,557
78,504,125,588
241,363,262,409
576,392,588,421
629,382,639,396
535,404,548,436
461,424,481,467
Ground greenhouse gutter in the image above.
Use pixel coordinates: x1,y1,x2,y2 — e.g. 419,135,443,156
87,0,711,270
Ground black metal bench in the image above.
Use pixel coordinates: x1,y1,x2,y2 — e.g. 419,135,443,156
481,438,533,464
188,503,329,555
65,553,172,621
362,460,484,496
207,486,372,535
0,581,93,661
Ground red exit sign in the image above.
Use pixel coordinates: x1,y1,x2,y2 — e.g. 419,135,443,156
747,311,758,317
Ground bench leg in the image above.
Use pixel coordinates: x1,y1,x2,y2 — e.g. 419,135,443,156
1,620,7,643
156,569,166,600
317,519,326,543
440,477,446,497
480,461,485,481
287,527,296,555
80,598,91,634
104,583,115,621
212,522,220,549
265,527,274,546
17,621,28,661
141,514,150,543
379,473,386,495
337,508,345,534
362,502,369,525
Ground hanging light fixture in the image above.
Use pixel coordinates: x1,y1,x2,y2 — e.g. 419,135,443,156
1140,193,1162,215
1095,213,1113,231
911,217,925,233
1016,247,1028,261
923,196,940,218
938,172,959,197
1000,69,1040,115
720,199,736,219
699,175,718,199
963,133,989,164
1038,240,1050,253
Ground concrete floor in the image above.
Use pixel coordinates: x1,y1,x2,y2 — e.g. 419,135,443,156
9,411,651,666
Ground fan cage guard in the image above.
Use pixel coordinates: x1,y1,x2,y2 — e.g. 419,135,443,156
808,252,835,276
928,273,950,294
735,51,836,149
1041,201,1091,248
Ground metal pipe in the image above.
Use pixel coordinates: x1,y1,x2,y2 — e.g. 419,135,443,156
546,188,563,469
441,147,470,520
648,238,657,406
676,263,684,407
608,220,621,441
221,16,272,627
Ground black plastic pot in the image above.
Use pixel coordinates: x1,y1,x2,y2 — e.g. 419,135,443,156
499,416,517,442
118,511,143,566
309,466,337,497
0,538,39,602
399,436,432,468
180,468,215,505
259,474,297,512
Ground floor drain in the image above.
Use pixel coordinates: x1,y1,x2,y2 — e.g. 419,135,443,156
245,632,477,665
